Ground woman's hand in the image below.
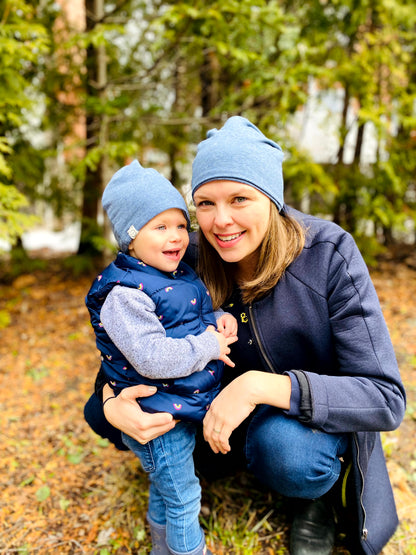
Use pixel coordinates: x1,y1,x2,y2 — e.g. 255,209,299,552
203,372,258,454
103,384,176,444
203,371,292,454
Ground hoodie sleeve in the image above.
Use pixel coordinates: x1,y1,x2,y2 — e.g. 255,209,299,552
304,231,406,433
100,285,221,380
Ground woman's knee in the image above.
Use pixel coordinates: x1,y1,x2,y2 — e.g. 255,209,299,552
245,408,348,499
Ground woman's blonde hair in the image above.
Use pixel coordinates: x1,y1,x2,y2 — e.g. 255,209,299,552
197,204,305,309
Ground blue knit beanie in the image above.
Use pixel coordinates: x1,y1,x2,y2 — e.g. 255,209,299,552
191,116,284,211
102,160,190,253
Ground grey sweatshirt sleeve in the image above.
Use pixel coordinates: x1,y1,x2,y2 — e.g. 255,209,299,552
100,285,221,380
213,309,225,321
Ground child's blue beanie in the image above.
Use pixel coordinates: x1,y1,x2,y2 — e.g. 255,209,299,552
191,116,284,211
102,160,190,253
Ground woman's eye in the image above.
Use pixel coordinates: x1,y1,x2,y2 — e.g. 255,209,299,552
234,196,247,204
196,200,213,207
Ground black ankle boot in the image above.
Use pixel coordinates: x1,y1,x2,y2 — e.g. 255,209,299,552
290,497,335,555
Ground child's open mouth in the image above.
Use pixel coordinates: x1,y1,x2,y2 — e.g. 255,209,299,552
163,249,181,260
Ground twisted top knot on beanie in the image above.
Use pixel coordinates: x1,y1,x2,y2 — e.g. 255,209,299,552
191,116,284,211
102,160,190,253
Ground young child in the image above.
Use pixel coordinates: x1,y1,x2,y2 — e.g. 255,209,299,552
85,160,238,555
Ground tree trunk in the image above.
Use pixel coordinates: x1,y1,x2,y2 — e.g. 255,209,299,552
199,49,220,117
337,84,350,164
354,122,365,165
77,0,107,259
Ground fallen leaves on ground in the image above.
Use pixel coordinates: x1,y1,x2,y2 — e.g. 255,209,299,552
0,259,415,554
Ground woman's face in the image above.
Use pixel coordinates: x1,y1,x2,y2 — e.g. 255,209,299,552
194,180,271,268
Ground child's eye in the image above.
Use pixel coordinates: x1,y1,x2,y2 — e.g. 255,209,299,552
156,225,166,231
178,224,186,230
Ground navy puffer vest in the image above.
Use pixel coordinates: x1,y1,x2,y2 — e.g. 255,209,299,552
85,253,223,422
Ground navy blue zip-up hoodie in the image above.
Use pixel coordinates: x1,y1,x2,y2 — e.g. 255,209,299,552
86,253,223,422
185,207,406,554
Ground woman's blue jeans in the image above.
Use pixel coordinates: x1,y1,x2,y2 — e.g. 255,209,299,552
122,421,204,555
246,406,349,499
194,405,349,500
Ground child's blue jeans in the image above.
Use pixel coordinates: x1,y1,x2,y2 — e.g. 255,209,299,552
122,421,203,554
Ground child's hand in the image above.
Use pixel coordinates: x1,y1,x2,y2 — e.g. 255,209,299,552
216,313,238,338
206,325,238,367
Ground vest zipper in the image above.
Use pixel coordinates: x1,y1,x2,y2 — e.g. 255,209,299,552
353,433,368,541
248,304,276,374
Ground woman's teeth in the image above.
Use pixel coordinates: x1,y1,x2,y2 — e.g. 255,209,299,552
217,233,242,242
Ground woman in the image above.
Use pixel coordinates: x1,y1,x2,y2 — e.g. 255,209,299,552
85,116,405,555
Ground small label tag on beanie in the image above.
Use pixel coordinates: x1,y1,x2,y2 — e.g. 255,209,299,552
127,225,138,239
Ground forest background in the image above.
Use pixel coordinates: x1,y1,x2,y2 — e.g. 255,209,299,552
0,0,415,553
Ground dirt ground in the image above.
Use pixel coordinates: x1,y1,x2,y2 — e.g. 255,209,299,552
0,257,415,554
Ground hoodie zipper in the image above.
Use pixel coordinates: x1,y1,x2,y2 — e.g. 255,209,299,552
353,433,368,541
248,304,276,374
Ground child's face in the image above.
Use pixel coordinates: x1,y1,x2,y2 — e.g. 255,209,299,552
128,208,189,272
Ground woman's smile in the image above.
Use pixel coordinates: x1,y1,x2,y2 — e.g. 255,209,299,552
215,231,246,246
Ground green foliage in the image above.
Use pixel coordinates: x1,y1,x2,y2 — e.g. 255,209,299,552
2,0,415,262
62,252,106,278
299,0,416,244
0,309,11,329
0,0,49,246
0,184,39,245
282,146,338,204
25,365,50,382
35,485,51,502
0,1,49,127
59,433,88,465
200,473,290,553
155,0,308,122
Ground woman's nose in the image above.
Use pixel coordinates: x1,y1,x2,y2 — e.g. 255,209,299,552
213,206,233,227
